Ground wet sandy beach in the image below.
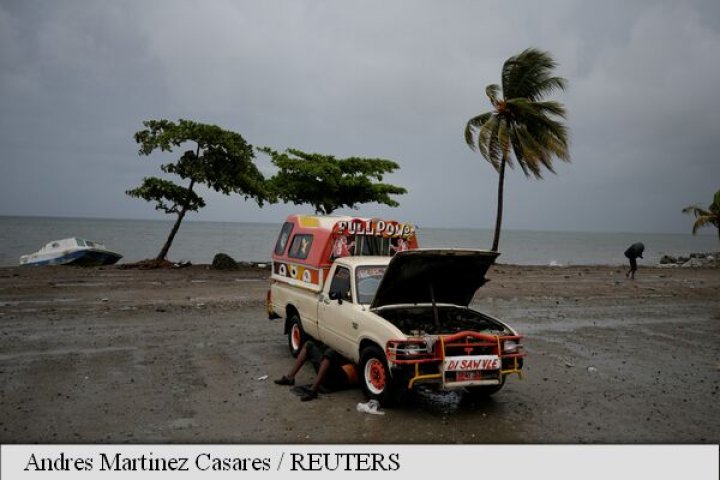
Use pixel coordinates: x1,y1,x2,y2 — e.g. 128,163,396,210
0,263,718,443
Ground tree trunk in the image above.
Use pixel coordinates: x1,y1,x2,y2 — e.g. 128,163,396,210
156,179,196,261
156,209,186,261
491,155,507,252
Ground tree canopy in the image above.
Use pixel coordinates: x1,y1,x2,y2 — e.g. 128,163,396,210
127,119,268,261
464,48,570,251
260,147,407,215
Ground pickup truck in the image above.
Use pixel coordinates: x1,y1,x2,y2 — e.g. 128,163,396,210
268,225,524,405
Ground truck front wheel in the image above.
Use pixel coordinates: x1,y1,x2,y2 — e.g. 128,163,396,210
287,313,306,357
360,345,398,406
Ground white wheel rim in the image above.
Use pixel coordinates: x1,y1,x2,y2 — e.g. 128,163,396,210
290,324,301,351
364,358,386,395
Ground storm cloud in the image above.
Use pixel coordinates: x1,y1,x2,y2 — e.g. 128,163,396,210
1,0,719,233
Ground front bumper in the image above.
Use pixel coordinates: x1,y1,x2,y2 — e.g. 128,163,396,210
386,331,525,390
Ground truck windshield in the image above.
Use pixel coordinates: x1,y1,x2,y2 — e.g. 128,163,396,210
355,266,387,304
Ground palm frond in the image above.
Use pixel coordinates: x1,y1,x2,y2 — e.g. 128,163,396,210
464,112,493,150
476,115,495,161
511,133,532,177
508,126,527,172
527,120,570,161
682,205,709,217
507,98,567,122
486,84,501,106
486,116,504,170
682,198,720,235
509,99,570,162
511,124,545,178
502,48,567,101
692,216,710,235
523,125,568,159
529,100,568,119
534,76,568,99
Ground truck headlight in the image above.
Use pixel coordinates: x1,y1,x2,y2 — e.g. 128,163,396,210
402,342,427,355
503,340,521,354
388,340,428,356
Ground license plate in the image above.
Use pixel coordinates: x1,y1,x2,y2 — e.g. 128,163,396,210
444,355,500,372
456,371,482,382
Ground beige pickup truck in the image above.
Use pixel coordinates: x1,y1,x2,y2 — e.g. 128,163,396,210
267,248,524,406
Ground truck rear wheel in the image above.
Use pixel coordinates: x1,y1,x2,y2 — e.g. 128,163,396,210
287,313,306,357
360,345,401,407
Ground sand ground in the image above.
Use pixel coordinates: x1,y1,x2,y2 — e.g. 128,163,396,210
0,263,718,443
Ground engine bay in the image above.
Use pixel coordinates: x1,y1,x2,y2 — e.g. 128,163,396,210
375,305,509,336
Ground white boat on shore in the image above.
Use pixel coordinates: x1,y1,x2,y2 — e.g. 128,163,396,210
19,238,122,266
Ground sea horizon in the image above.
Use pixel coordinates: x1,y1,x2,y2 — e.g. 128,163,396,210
0,214,717,267
1,213,713,237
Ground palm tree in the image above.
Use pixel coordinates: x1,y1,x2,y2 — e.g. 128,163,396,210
682,189,720,240
465,48,570,251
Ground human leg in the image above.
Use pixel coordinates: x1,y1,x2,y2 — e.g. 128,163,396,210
301,356,353,401
274,342,310,385
300,357,332,401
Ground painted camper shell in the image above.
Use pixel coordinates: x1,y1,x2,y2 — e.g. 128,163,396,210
270,215,418,293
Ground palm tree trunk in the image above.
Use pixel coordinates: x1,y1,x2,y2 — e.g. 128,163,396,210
491,155,507,252
156,178,196,261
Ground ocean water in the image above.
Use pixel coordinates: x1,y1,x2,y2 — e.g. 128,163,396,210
0,215,717,267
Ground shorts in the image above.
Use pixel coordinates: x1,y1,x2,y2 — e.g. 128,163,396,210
305,340,353,391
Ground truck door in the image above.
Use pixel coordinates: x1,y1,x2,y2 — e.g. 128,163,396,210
318,266,357,359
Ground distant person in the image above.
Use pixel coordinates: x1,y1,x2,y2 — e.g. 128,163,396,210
624,242,645,279
274,340,357,402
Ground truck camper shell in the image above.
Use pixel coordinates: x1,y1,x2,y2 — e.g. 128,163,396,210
271,215,418,292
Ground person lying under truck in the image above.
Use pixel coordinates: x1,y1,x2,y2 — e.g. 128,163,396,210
274,340,358,401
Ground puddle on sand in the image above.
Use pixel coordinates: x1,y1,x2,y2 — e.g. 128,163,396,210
395,386,523,442
53,282,112,287
413,386,464,414
1,298,80,306
411,386,504,415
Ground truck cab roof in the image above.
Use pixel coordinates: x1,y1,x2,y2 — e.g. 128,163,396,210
270,215,418,292
333,256,392,269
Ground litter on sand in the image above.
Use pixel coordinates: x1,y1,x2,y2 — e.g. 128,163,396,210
257,375,268,381
356,400,385,415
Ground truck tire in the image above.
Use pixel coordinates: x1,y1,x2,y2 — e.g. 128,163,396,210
287,313,306,357
359,345,400,407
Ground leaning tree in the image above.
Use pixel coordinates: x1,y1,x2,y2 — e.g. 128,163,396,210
127,119,268,261
465,48,570,251
259,147,407,215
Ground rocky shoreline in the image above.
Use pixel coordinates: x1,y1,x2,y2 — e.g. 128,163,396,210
659,251,719,268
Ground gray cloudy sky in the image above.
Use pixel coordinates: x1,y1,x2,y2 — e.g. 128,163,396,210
1,0,719,233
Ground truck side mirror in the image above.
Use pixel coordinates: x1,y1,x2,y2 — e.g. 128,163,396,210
328,290,343,304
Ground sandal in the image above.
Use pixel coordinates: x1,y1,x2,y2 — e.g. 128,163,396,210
274,375,295,386
300,390,318,402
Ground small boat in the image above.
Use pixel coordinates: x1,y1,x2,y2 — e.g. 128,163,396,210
19,238,122,266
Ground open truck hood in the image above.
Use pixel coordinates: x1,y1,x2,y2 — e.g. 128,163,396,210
370,249,499,310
